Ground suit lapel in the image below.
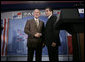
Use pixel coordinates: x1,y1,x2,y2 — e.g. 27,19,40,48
32,19,38,29
38,20,41,30
32,19,42,31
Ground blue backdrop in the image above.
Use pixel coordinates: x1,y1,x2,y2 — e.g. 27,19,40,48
7,10,68,56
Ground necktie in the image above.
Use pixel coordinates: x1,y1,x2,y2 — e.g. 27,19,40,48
35,19,39,28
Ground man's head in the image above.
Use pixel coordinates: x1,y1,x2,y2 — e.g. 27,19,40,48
33,9,40,19
45,7,53,17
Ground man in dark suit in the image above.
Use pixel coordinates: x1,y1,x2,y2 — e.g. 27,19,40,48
44,7,61,61
24,9,44,61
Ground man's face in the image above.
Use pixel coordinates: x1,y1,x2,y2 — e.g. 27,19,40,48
33,9,40,18
45,8,52,17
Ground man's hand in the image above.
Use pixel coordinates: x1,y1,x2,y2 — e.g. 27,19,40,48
34,33,42,38
51,42,56,47
42,43,45,47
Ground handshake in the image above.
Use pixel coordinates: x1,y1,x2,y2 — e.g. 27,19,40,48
34,33,42,38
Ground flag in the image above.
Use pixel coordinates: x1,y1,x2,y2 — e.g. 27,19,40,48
12,12,22,19
66,32,73,54
1,18,9,56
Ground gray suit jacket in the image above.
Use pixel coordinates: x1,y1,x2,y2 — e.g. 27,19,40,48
24,19,44,48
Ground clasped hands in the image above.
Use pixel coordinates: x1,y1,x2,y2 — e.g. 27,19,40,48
34,33,56,47
34,33,42,38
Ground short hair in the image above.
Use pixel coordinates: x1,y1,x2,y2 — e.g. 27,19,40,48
33,9,40,13
33,9,41,15
45,7,53,13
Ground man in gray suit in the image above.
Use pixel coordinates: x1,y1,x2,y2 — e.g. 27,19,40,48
24,9,44,61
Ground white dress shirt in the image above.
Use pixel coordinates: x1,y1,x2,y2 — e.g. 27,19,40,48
48,14,52,19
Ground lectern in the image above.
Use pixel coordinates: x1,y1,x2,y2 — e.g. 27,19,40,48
56,9,84,61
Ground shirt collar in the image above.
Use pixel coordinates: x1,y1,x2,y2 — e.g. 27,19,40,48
34,17,39,21
48,14,52,19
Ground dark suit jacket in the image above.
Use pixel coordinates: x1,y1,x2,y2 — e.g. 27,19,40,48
45,15,61,46
24,19,44,48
